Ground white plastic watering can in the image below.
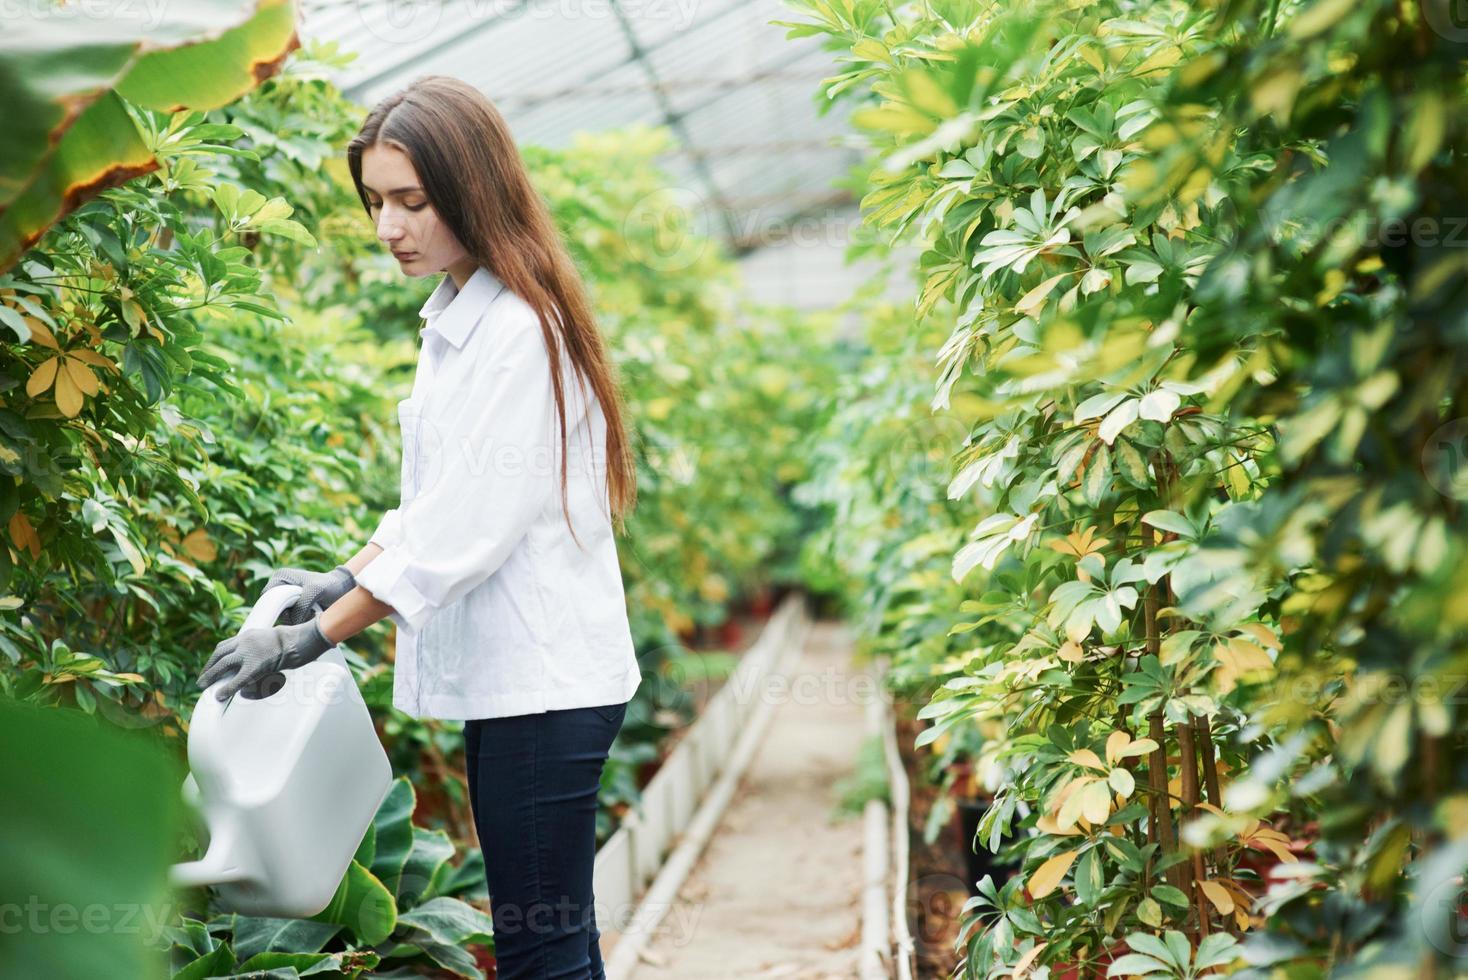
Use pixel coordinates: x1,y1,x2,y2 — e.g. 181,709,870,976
169,583,394,918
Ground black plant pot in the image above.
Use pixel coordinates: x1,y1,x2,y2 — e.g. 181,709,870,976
956,796,1018,892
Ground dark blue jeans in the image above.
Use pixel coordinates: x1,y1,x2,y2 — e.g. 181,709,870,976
463,701,627,980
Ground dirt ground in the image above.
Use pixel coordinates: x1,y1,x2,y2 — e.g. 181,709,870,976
602,618,872,980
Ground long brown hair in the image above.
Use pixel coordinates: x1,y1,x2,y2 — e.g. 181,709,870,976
346,74,637,548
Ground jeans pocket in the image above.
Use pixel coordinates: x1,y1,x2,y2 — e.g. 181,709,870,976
590,702,626,724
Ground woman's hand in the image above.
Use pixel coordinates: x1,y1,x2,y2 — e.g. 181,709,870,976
263,564,357,625
196,614,336,701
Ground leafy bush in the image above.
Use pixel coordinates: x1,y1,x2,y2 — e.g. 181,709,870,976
784,0,1468,973
4,31,843,979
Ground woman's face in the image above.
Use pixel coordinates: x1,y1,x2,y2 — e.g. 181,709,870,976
360,142,470,278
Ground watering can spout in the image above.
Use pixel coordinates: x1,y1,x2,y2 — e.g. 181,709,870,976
169,824,250,889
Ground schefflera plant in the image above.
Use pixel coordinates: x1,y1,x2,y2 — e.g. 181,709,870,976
778,0,1311,973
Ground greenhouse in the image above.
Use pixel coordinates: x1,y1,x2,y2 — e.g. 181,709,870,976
3,0,1468,978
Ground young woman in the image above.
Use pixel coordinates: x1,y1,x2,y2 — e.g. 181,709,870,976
196,74,642,979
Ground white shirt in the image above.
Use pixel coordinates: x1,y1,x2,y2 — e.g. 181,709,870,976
354,265,642,720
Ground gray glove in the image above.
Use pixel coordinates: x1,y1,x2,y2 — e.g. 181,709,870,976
196,612,336,701
264,564,357,626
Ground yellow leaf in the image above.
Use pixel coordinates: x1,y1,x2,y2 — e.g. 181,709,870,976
903,70,958,118
1229,636,1273,668
1027,849,1078,899
1069,748,1106,770
9,510,40,559
1238,622,1280,649
1250,827,1291,843
852,37,892,64
1080,779,1113,824
26,356,59,397
699,573,729,603
1214,637,1274,693
1249,65,1304,122
1035,812,1084,836
54,362,83,417
851,102,933,136
1250,840,1298,864
63,357,99,397
1105,730,1131,765
1199,880,1234,915
1135,45,1181,76
122,298,145,333
1017,273,1070,316
25,317,58,349
1287,0,1354,36
1014,942,1048,978
1058,640,1084,663
180,528,217,563
1115,736,1159,759
68,349,116,370
1055,776,1092,830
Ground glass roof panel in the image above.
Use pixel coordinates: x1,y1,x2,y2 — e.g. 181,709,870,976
297,0,860,254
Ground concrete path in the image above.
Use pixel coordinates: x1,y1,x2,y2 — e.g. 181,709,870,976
606,619,873,980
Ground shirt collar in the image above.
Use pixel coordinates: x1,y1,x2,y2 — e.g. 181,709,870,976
419,265,508,349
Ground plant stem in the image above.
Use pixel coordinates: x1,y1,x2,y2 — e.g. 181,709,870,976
1177,719,1204,940
1195,715,1229,899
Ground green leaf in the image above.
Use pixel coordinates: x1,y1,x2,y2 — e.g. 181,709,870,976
255,218,318,247
1113,439,1151,489
0,698,182,979
0,304,30,342
309,861,398,945
1108,766,1135,797
172,944,235,980
212,182,241,222
396,896,495,946
1099,399,1140,445
1075,390,1129,421
398,826,456,907
1017,126,1046,159
1074,847,1104,906
1125,930,1183,967
1141,510,1192,537
370,777,415,894
1194,932,1241,969
412,938,486,979
1106,952,1172,977
353,820,377,868
1082,443,1110,507
228,917,341,963
1151,884,1190,908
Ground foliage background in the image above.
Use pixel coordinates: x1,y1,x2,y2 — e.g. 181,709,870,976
0,35,841,978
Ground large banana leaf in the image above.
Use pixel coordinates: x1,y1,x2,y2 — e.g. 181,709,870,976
0,0,298,271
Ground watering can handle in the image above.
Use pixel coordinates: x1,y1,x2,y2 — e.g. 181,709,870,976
191,584,322,755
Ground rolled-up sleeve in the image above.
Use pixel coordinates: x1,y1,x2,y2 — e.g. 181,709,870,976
369,508,404,550
356,319,590,635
